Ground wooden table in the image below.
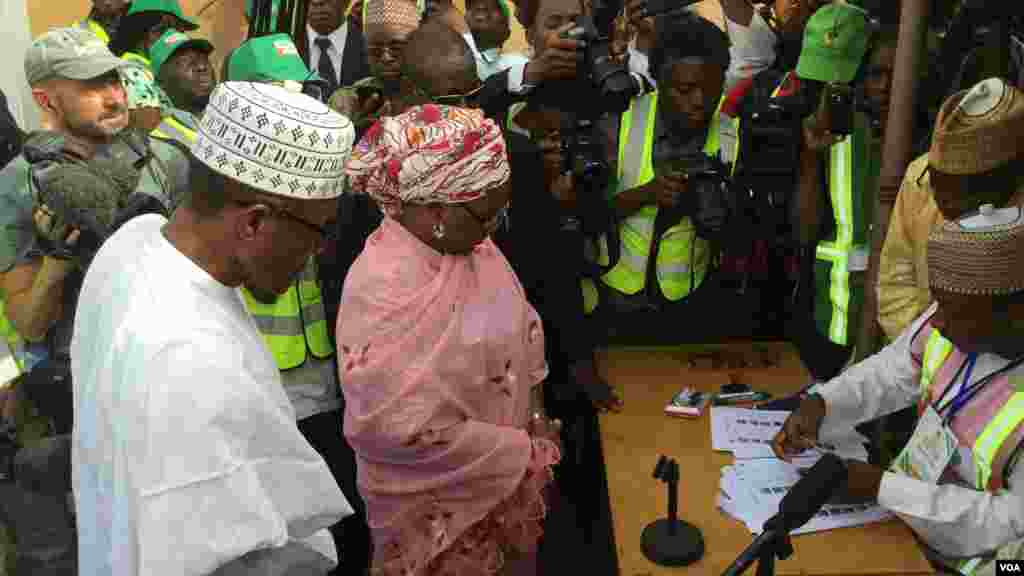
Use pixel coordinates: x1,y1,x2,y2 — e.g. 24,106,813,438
596,344,935,576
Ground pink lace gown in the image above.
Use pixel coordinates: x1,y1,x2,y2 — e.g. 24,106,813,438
336,218,561,576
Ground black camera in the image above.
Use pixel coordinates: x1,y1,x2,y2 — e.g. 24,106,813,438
826,83,854,137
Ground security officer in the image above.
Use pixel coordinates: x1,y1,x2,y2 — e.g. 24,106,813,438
223,34,365,574
149,30,216,146
75,0,131,45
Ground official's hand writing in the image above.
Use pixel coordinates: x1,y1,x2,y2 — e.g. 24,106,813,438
771,394,826,461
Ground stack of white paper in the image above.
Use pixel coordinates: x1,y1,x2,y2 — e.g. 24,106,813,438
717,459,893,535
711,406,870,462
710,407,891,535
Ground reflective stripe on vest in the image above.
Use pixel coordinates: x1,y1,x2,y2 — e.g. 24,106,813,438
152,115,197,146
598,91,720,301
919,327,1024,492
242,259,333,370
122,52,152,69
78,19,110,44
0,298,22,383
957,557,982,575
506,102,530,137
813,137,855,345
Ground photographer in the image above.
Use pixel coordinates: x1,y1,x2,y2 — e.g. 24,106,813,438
733,4,877,382
0,28,188,573
787,4,879,382
580,13,732,320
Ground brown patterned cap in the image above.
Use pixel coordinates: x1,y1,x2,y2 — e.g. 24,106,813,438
364,0,422,38
928,205,1024,296
929,78,1024,175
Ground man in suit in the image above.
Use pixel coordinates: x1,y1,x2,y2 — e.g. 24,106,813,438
307,0,371,98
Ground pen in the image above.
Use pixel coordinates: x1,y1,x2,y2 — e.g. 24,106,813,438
714,391,772,404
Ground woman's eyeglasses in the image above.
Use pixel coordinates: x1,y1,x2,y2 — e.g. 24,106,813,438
460,203,509,232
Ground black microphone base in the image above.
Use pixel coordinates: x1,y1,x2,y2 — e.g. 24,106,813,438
641,518,705,567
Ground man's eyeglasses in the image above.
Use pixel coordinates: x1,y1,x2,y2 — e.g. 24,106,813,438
273,207,339,243
408,79,485,108
237,201,338,243
367,43,407,60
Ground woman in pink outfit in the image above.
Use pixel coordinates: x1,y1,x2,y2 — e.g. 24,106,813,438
337,104,562,576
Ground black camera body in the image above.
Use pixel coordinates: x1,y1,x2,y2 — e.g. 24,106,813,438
652,150,733,241
826,82,854,137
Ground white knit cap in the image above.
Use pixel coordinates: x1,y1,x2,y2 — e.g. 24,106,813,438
192,81,355,200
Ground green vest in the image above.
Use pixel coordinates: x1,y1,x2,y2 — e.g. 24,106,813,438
590,91,725,307
812,114,875,347
241,259,333,370
77,18,111,44
152,113,198,146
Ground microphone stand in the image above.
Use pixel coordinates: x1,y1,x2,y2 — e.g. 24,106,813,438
720,518,794,576
641,456,704,567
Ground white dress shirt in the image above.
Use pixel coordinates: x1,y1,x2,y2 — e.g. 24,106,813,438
308,23,349,84
815,303,1024,561
71,215,353,576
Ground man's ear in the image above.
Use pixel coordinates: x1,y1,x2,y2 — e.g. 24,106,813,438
236,204,273,242
31,88,54,114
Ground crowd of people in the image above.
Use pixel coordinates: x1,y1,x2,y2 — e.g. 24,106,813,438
0,0,1021,574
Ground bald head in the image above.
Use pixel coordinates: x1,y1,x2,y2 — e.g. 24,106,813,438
400,17,477,98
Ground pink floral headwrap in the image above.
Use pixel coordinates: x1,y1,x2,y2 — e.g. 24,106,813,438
343,104,511,216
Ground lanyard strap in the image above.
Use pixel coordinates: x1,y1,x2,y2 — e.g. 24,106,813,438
941,353,977,419
934,354,1024,425
930,355,969,412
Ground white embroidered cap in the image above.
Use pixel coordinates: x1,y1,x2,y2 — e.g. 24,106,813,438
192,81,355,200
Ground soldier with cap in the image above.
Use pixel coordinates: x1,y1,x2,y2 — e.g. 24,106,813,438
774,205,1024,575
878,78,1024,340
71,81,357,575
149,30,217,146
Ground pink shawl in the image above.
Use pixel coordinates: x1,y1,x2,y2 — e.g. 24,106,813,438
336,218,559,575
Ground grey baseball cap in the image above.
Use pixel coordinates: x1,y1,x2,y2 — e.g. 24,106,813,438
25,27,128,85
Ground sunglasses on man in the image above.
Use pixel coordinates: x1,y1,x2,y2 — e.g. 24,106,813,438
406,77,486,108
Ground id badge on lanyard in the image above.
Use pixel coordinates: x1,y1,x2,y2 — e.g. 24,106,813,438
890,405,959,483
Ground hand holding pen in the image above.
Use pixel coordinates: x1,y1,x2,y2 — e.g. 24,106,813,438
771,394,827,462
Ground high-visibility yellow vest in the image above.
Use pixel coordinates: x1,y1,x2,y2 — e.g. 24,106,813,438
151,113,198,146
812,117,872,347
0,297,23,385
241,258,333,371
122,52,152,70
907,326,1024,575
588,91,727,308
748,74,871,347
77,18,111,44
